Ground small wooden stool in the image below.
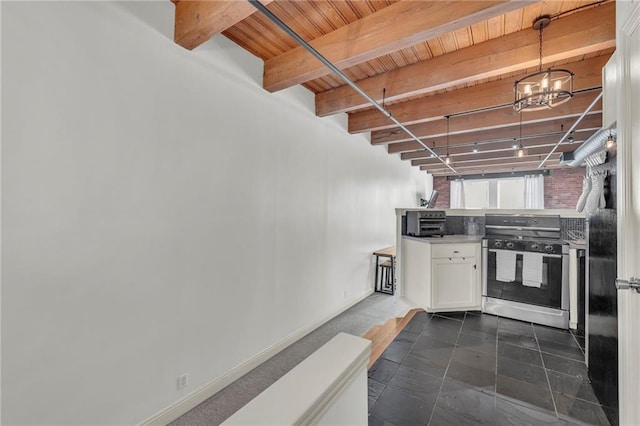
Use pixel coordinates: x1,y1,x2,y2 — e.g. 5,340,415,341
377,260,395,294
373,246,396,295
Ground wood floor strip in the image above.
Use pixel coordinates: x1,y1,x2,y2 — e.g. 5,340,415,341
363,308,423,369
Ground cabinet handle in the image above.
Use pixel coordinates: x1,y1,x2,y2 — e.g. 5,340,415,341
473,264,477,269
449,257,452,261
462,257,466,261
453,250,459,253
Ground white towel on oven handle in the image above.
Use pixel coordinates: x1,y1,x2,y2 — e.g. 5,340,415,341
522,252,544,288
495,251,516,282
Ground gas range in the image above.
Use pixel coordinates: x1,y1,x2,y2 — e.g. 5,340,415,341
482,214,570,329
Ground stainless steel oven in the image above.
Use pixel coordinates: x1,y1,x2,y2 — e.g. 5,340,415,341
482,214,569,329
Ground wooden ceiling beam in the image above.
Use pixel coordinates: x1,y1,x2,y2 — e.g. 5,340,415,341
316,2,615,117
411,143,577,167
374,92,602,146
401,130,596,161
263,0,533,92
349,55,609,134
174,0,274,50
387,113,602,154
423,162,567,176
422,157,554,171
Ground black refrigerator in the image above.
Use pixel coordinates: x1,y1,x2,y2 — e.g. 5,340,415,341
587,155,618,425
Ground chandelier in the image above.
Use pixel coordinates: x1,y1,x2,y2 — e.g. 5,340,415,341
514,16,574,112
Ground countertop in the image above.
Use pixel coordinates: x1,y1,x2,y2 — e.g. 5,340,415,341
405,235,586,249
402,235,483,244
396,208,586,219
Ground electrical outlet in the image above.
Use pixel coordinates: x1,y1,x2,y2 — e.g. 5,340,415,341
177,373,188,391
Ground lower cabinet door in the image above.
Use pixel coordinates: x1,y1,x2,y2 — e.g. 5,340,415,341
431,257,478,310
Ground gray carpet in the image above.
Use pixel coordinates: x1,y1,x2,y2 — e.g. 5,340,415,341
170,292,408,425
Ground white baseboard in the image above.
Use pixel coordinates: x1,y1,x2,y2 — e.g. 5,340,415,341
138,289,374,426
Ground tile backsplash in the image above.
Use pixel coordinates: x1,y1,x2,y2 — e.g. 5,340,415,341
446,216,485,236
560,217,586,240
446,215,584,240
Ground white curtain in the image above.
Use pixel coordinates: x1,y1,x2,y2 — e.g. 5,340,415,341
524,174,544,209
450,179,465,208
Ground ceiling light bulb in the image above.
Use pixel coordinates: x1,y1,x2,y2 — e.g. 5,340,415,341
516,147,526,158
524,84,532,95
512,139,518,150
606,135,616,149
542,77,549,89
445,155,451,165
553,80,562,91
472,143,479,153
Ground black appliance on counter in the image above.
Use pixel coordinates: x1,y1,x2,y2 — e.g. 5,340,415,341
482,214,569,329
403,210,446,237
586,156,618,425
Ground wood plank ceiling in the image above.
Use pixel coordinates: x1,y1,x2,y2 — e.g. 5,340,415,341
172,0,615,176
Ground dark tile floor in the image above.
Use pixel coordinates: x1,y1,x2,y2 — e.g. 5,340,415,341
368,311,613,426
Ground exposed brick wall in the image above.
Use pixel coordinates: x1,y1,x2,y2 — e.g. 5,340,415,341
544,167,585,209
431,168,585,209
433,176,450,209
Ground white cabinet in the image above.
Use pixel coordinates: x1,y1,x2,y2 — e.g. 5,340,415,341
431,257,478,310
430,243,481,311
402,238,432,308
401,238,481,312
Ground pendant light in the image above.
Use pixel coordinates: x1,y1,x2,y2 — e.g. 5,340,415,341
515,112,528,158
513,16,574,112
605,129,616,149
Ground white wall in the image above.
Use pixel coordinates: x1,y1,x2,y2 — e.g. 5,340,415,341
1,2,426,424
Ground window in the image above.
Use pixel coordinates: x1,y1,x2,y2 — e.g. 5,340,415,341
452,176,543,209
463,180,489,209
497,178,525,209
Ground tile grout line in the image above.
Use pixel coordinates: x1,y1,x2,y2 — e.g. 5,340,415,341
532,325,560,419
570,329,586,357
425,311,467,426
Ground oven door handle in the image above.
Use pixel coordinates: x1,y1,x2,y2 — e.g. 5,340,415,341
488,248,564,259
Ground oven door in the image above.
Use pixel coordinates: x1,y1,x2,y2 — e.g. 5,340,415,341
483,247,569,310
418,220,445,236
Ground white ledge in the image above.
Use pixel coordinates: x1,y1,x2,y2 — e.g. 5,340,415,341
222,332,371,425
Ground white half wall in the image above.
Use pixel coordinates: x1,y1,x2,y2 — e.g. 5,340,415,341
1,2,427,424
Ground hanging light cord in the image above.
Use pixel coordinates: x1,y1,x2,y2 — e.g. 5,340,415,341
519,112,523,147
538,25,543,73
446,116,450,156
